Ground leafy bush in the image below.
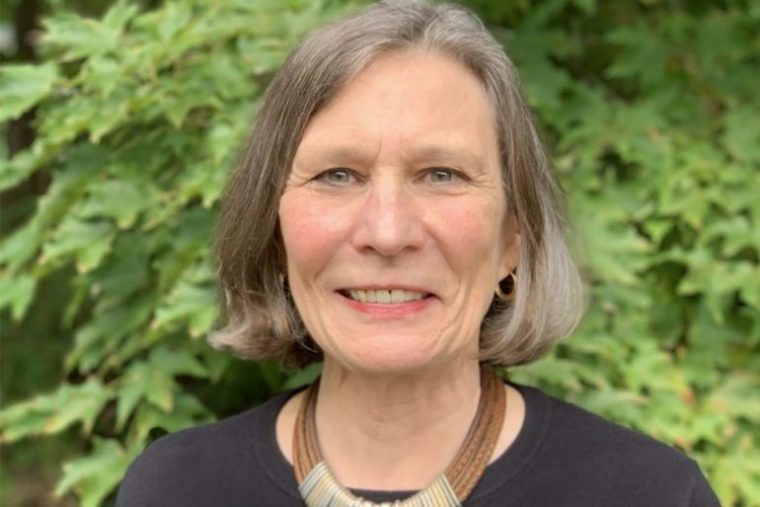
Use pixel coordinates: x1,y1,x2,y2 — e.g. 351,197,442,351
1,0,758,505
479,1,760,504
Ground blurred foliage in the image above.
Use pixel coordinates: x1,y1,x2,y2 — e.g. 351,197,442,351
0,0,758,505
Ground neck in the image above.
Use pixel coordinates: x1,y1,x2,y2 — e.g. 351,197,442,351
314,359,482,491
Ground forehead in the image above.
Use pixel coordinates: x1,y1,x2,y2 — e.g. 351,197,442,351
294,50,500,168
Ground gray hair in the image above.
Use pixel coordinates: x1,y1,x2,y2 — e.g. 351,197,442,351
212,0,584,367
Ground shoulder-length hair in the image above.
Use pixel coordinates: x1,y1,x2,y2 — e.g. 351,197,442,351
211,0,584,368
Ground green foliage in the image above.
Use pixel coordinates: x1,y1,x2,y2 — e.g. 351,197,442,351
0,378,111,443
1,0,758,505
473,0,760,504
0,63,59,123
0,0,357,503
54,437,139,507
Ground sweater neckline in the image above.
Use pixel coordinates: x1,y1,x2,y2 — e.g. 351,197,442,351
251,382,552,503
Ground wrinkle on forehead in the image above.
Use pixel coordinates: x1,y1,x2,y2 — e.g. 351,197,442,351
293,50,500,176
294,139,491,179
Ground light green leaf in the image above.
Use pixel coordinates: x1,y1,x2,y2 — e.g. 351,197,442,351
0,149,41,191
0,63,58,121
144,370,177,413
55,437,139,507
43,13,120,60
174,160,229,209
78,179,149,229
102,0,140,33
0,222,41,272
117,365,177,427
149,347,209,378
130,392,211,444
151,281,217,337
156,1,192,41
115,348,208,429
115,362,152,430
0,273,36,321
88,89,134,143
41,218,115,273
65,295,154,373
86,233,152,306
0,378,112,443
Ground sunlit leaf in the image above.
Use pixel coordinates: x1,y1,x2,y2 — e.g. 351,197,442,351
55,437,139,507
0,273,36,321
0,63,58,121
0,379,112,443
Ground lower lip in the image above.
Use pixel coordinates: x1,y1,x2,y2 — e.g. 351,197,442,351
336,292,434,316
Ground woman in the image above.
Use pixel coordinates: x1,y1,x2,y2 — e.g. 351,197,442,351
118,1,719,506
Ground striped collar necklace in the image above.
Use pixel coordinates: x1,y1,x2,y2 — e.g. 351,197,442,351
292,365,506,506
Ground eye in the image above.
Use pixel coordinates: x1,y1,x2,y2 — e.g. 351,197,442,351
315,168,358,185
424,167,466,184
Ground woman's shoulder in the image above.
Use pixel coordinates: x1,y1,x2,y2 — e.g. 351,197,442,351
116,390,299,507
130,390,286,460
520,384,691,465
487,383,720,506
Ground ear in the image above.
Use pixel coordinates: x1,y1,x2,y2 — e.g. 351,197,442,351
498,214,521,280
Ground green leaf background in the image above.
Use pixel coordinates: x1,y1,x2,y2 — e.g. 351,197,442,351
1,0,758,505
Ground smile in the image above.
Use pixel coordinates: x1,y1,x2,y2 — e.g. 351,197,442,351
341,289,430,304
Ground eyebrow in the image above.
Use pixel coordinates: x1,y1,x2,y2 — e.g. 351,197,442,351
295,144,373,165
404,144,486,172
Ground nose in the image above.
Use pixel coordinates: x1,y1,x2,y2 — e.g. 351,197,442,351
352,178,425,258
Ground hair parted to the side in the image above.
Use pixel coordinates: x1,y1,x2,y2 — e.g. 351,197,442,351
211,0,584,368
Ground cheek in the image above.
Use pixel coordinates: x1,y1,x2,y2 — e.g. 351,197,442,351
278,193,348,276
426,199,504,265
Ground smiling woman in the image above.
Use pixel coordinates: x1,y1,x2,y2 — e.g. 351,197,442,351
279,50,512,374
116,1,719,506
211,1,582,370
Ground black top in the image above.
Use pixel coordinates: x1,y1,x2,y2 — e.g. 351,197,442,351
116,383,720,506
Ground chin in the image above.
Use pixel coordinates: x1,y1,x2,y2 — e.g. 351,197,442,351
330,339,452,376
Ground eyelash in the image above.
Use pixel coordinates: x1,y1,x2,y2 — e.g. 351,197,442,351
314,168,362,185
313,167,468,186
422,167,467,184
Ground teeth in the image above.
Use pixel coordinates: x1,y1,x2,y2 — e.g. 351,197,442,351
347,289,426,304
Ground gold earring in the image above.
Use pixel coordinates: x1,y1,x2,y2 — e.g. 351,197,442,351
495,271,516,302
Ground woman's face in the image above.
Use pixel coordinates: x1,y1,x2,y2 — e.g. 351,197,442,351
278,50,519,374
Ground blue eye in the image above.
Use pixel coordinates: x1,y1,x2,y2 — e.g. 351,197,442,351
426,168,463,184
430,169,453,182
316,168,355,185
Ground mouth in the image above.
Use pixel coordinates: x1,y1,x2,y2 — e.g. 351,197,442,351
337,288,433,304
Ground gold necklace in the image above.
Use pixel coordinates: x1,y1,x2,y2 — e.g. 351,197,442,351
292,365,506,506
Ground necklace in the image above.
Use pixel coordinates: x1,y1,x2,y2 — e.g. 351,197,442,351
292,365,506,506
